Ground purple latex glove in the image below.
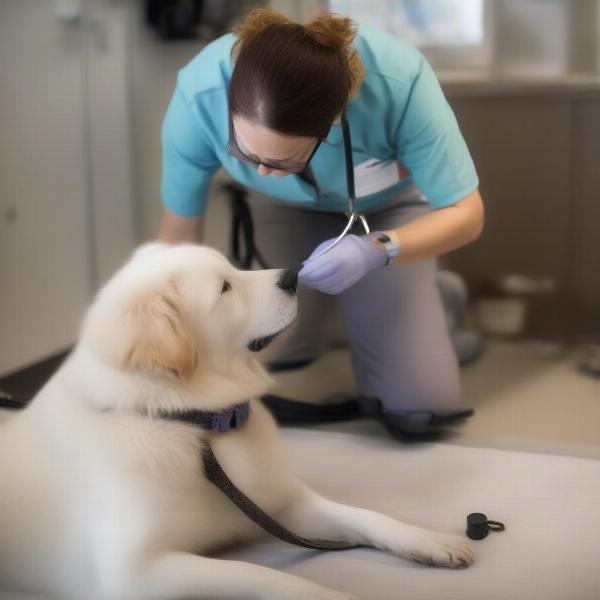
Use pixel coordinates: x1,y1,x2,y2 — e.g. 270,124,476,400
298,233,388,294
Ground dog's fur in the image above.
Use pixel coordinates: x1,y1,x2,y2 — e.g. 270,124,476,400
0,243,474,600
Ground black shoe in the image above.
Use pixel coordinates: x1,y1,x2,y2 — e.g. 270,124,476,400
380,421,451,442
261,391,474,439
378,408,475,441
261,393,361,424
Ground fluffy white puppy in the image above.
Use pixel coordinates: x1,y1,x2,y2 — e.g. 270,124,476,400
0,243,474,600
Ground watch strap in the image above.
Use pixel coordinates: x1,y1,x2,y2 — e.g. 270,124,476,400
369,232,400,265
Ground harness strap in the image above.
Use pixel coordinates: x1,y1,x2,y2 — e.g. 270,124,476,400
157,402,250,433
200,439,357,551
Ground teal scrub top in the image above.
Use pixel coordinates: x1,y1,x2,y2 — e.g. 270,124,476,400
161,21,479,217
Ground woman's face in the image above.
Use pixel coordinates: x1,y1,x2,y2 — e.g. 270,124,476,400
232,116,319,177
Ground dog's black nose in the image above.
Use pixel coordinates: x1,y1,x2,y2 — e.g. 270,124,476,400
277,270,297,295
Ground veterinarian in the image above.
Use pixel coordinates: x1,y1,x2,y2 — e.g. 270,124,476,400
157,8,484,439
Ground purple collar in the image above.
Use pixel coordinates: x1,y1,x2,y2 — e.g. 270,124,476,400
157,401,250,433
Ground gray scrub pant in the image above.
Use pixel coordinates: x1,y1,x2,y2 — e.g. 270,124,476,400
247,189,462,414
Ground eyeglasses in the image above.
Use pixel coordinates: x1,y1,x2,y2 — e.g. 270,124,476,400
226,110,370,261
226,114,322,174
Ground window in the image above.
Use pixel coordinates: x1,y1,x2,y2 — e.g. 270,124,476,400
328,0,484,47
325,0,492,72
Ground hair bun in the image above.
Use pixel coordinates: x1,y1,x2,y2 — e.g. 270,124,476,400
231,8,364,103
233,8,292,44
304,12,357,51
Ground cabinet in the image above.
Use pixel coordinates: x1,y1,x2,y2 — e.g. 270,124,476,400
0,0,136,375
443,84,600,340
570,100,600,338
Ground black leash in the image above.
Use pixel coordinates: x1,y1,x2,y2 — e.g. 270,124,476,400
225,182,308,277
226,182,269,270
200,438,357,551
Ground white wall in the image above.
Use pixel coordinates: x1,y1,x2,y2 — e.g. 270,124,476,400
0,0,91,374
0,0,138,374
128,1,206,243
84,0,137,286
569,0,600,74
494,0,570,77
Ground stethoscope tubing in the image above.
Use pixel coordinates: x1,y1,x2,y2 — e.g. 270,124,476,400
302,110,370,265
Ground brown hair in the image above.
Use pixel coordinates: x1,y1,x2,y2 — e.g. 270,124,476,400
229,8,364,139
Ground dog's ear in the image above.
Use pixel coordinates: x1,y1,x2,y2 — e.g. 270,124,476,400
124,283,198,380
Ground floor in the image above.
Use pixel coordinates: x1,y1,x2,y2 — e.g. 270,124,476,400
0,350,69,403
1,339,599,600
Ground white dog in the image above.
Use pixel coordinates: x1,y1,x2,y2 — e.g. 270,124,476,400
0,243,474,600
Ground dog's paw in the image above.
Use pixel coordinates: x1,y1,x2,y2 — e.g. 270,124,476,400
402,529,475,569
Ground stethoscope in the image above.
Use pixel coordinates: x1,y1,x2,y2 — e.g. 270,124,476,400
307,110,371,261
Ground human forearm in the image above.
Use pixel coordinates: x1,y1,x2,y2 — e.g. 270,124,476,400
384,189,484,264
157,207,205,244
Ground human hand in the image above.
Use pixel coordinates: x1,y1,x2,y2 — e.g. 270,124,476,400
297,234,387,294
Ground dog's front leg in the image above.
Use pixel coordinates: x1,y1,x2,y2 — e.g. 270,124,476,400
128,551,358,600
278,483,475,569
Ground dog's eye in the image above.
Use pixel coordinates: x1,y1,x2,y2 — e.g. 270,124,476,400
221,280,232,294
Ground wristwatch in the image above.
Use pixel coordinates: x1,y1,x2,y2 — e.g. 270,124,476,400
369,232,401,266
